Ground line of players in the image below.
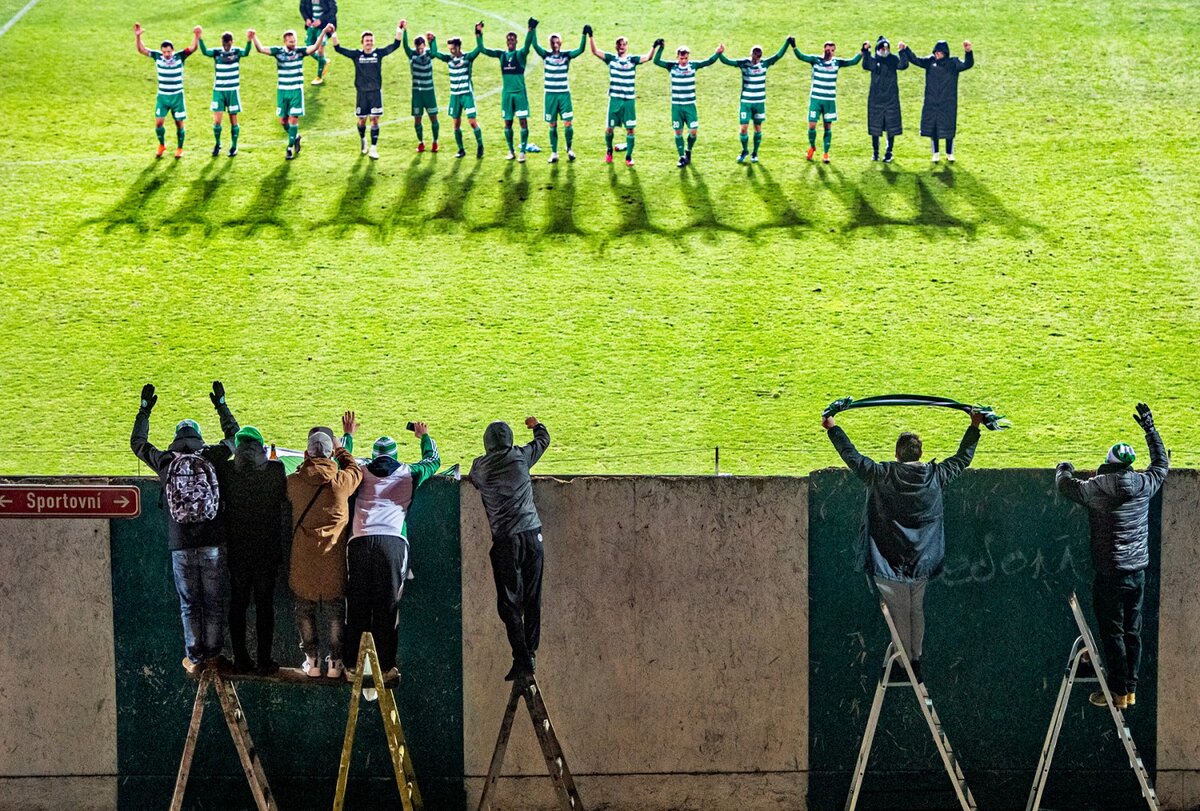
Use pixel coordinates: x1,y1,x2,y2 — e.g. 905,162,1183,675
133,17,975,167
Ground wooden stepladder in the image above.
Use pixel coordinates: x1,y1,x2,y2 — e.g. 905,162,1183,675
171,667,277,811
1025,592,1158,811
478,676,585,811
844,602,977,811
333,632,423,811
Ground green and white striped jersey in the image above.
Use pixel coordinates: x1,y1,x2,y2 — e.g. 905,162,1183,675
719,43,788,103
310,1,324,20
654,51,719,104
533,33,586,95
200,41,251,91
795,50,862,102
433,43,481,96
270,46,309,91
603,52,642,100
403,31,435,92
148,49,189,95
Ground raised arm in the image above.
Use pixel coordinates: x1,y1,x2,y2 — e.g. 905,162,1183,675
836,49,863,67
251,33,272,55
825,420,884,486
182,26,201,57
376,24,403,57
693,47,722,69
589,36,605,61
134,23,151,56
1134,403,1169,496
303,24,330,55
959,43,974,72
401,25,414,57
431,37,449,61
198,38,214,57
861,48,875,70
567,31,587,59
210,381,240,455
529,28,547,57
1055,462,1091,506
519,26,534,58
130,384,167,472
476,30,502,58
716,50,740,67
408,425,442,489
240,37,253,57
652,44,671,69
762,40,789,67
522,418,551,468
794,48,819,64
901,45,931,68
935,418,982,486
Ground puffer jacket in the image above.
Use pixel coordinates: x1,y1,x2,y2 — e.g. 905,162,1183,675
287,447,362,601
1057,429,1168,574
468,421,550,539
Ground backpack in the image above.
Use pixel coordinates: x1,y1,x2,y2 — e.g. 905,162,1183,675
164,452,220,524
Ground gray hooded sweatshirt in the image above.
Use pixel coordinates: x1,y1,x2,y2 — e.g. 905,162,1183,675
468,421,551,538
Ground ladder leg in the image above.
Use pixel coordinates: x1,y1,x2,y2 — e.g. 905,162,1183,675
1026,642,1085,811
523,679,584,811
377,661,422,811
213,675,278,811
170,673,210,811
333,639,371,811
844,646,895,811
477,682,523,811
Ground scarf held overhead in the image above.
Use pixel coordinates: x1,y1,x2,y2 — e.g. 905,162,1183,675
823,394,1011,431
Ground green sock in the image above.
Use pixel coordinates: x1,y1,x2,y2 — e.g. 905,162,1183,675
753,131,762,155
156,125,166,145
504,127,514,152
823,127,832,152
177,127,185,148
686,132,696,153
739,132,749,154
473,126,483,148
564,125,573,149
431,118,440,142
317,54,326,77
625,133,635,159
415,120,424,142
231,125,240,149
808,128,816,148
549,126,558,152
674,134,685,157
213,124,222,146
288,125,298,147
519,126,528,152
605,130,614,152
281,120,289,135
454,127,464,150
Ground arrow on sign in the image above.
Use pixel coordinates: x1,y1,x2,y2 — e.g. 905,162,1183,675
115,495,129,508
0,495,9,508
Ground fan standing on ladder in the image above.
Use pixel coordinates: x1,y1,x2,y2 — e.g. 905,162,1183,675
468,417,551,682
1055,403,1168,710
822,409,984,680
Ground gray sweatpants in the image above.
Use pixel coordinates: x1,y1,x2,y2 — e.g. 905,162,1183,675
874,576,929,660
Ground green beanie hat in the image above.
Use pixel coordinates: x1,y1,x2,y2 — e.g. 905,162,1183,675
235,426,264,447
1107,443,1136,465
175,419,202,439
373,436,398,460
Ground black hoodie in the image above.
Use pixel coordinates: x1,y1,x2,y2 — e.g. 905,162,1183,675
216,440,290,570
468,421,551,538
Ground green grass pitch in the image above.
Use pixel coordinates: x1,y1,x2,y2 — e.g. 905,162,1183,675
0,0,1196,476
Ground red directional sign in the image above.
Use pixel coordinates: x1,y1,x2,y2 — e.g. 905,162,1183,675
0,485,141,519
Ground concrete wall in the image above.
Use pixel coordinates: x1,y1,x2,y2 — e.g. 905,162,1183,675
461,477,809,810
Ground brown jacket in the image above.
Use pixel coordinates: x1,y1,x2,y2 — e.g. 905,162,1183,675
287,448,363,601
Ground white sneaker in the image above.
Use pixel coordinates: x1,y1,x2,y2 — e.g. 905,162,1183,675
326,656,344,679
931,152,940,163
947,153,955,163
368,145,379,160
361,139,368,155
567,149,576,161
302,655,321,677
548,152,558,164
517,151,526,163
505,150,516,160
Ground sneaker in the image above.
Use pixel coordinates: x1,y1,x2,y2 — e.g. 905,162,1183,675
567,149,576,161
174,148,184,159
604,151,613,164
182,656,202,675
872,152,879,162
311,75,324,86
1089,690,1131,709
293,134,302,155
156,144,166,159
517,151,526,163
455,148,466,158
548,152,559,163
822,152,830,164
677,156,687,168
883,152,893,163
361,139,369,155
524,143,541,153
625,157,635,166
737,151,747,163
368,145,379,160
751,154,759,163
417,142,426,153
684,150,692,165
286,147,295,160
228,146,238,157
931,152,940,163
806,146,816,161
302,655,321,677
431,142,439,153
212,144,222,157
947,153,956,163
505,150,515,160
326,657,344,679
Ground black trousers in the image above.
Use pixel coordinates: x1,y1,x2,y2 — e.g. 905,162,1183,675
489,529,544,668
1092,569,1146,695
229,565,277,663
345,535,410,670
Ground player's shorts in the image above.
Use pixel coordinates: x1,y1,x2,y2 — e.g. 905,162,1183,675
411,88,438,116
211,89,242,113
304,26,323,47
739,101,766,123
356,89,383,117
607,97,636,129
276,88,305,117
543,92,573,122
808,97,837,123
500,89,530,121
671,103,699,131
448,92,477,119
155,92,187,121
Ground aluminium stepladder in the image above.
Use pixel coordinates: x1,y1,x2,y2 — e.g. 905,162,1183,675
477,676,585,811
844,601,978,811
1024,592,1158,811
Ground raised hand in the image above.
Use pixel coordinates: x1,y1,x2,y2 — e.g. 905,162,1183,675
862,41,869,51
246,28,256,39
399,19,406,30
963,40,972,52
1133,402,1155,431
821,415,836,430
525,416,540,429
134,22,143,35
583,24,593,37
786,35,796,47
140,384,157,411
193,25,202,36
528,16,539,30
897,40,906,51
716,43,725,53
412,421,429,437
342,410,359,436
653,37,664,50
970,409,984,428
475,21,484,35
210,381,226,407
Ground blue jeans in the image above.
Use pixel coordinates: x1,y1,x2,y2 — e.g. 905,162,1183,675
171,546,226,664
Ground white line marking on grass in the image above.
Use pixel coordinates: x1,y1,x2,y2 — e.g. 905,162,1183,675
0,0,42,39
429,0,522,29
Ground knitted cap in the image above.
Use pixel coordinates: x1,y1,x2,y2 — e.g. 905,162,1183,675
307,432,333,458
876,36,890,49
235,426,264,447
373,436,398,460
1107,443,1136,466
175,419,202,439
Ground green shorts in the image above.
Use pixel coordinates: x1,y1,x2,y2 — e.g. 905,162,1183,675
276,88,305,118
211,89,242,113
671,103,698,130
447,92,477,119
739,101,766,123
543,92,573,122
808,97,837,123
304,26,323,47
411,88,438,116
607,97,636,129
155,92,187,120
500,89,530,121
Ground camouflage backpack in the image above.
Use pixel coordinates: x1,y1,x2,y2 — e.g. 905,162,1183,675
164,452,220,524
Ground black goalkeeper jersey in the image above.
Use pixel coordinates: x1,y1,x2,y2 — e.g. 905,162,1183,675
334,41,401,91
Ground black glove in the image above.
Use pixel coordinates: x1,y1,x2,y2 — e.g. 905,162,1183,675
653,37,664,50
140,384,157,411
787,35,796,48
1056,461,1075,474
210,380,226,407
583,24,592,37
1134,402,1154,431
528,16,538,29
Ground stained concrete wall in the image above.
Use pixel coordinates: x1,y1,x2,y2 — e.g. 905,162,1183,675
0,518,117,777
461,476,809,810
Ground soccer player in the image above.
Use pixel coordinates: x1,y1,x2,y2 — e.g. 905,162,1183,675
532,27,587,163
134,23,201,159
251,26,329,160
717,40,790,163
330,22,403,160
861,36,908,162
431,28,485,159
198,30,253,157
589,32,657,166
477,20,536,162
400,21,439,153
898,40,974,163
299,0,337,85
652,42,723,167
794,39,865,163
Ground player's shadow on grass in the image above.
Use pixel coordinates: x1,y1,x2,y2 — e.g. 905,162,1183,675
677,168,744,240
222,162,294,236
597,166,673,253
383,154,436,238
541,161,587,238
429,157,482,226
163,159,233,237
744,164,811,239
473,160,531,234
314,159,379,237
82,162,176,235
